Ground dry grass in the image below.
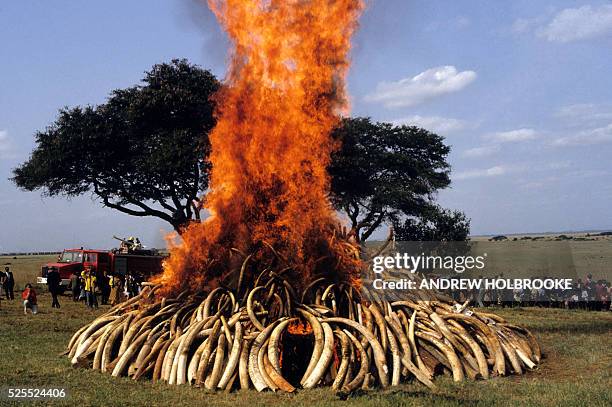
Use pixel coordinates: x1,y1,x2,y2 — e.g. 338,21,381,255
0,293,610,406
0,254,57,291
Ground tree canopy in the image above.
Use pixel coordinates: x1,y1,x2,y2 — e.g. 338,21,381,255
329,117,456,242
12,59,219,232
12,60,468,240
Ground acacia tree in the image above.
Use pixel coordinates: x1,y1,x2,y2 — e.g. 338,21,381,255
12,59,219,232
329,117,462,242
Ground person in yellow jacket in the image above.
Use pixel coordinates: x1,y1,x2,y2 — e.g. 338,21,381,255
109,273,123,306
82,267,98,309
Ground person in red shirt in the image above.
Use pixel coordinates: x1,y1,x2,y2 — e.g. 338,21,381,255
22,283,38,315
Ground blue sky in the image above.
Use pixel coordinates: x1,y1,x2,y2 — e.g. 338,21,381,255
1,0,612,251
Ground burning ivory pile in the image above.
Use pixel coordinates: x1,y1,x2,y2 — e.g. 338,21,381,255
66,271,540,393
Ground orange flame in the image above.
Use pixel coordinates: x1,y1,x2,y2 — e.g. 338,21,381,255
287,320,314,336
158,0,365,295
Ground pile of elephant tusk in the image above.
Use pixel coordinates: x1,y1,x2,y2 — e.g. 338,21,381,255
66,277,541,393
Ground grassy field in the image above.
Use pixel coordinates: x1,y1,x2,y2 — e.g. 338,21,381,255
467,236,612,281
0,254,57,291
0,295,610,406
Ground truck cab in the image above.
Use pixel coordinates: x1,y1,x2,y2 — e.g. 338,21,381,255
37,249,109,293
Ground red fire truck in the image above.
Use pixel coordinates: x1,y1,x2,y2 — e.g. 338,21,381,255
37,247,165,293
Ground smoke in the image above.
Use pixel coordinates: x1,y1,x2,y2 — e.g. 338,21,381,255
176,0,230,75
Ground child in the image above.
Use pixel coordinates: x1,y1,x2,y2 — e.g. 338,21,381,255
22,283,38,315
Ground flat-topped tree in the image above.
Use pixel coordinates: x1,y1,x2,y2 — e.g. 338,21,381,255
12,59,219,233
329,117,465,242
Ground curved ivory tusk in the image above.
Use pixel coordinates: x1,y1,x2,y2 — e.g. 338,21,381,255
383,325,400,386
262,350,294,392
205,331,227,389
239,338,252,390
176,320,207,385
267,318,296,374
368,303,388,353
302,321,334,389
218,321,243,389
323,317,389,388
248,319,283,391
415,331,464,382
247,286,266,331
331,330,351,390
297,309,324,385
195,320,221,386
112,329,151,377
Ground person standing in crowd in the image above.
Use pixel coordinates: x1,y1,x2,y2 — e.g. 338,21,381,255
99,270,110,305
475,275,484,307
46,266,61,308
82,267,98,309
70,271,80,302
109,273,123,306
3,266,15,300
22,283,38,315
0,268,4,301
595,280,607,311
133,271,144,295
125,272,142,298
123,273,133,299
575,279,584,310
512,287,523,308
586,275,596,311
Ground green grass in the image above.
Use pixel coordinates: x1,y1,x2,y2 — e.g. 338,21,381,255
0,296,610,407
0,255,58,291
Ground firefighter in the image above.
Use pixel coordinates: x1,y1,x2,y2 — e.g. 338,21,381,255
82,267,98,309
46,266,61,308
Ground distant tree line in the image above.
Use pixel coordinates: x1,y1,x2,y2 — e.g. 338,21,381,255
1,252,61,257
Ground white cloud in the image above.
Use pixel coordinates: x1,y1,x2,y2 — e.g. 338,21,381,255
537,5,612,43
391,115,471,134
487,128,537,143
552,123,612,146
364,66,477,108
461,145,500,158
453,165,509,180
555,103,612,124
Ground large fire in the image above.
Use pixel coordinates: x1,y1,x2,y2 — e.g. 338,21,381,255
67,1,541,392
158,0,366,295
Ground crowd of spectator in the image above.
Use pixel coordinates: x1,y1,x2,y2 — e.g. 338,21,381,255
0,264,145,314
69,269,145,309
446,274,611,311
